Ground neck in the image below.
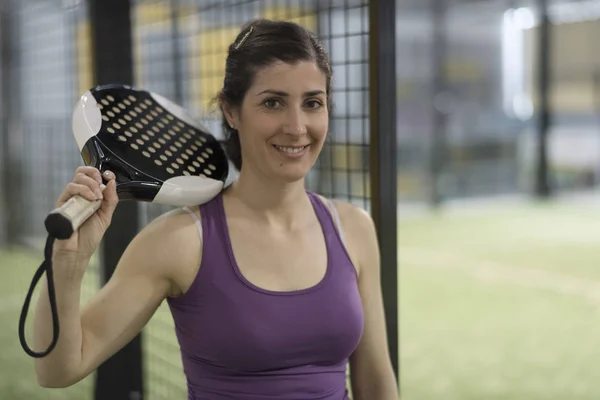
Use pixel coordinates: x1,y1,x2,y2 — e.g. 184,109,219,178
224,167,311,228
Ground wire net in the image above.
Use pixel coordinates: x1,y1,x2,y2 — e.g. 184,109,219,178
130,0,369,398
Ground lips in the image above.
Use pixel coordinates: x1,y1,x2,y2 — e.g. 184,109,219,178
272,144,310,154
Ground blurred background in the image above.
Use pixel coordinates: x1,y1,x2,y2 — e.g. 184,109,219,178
1,0,600,399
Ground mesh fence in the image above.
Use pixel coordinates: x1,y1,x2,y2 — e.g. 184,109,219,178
0,1,98,399
130,1,370,398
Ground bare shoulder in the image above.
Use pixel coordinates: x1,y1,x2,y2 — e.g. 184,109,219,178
116,206,203,298
314,194,375,235
314,194,377,277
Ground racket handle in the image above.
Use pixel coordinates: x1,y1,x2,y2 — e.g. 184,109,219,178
45,194,103,240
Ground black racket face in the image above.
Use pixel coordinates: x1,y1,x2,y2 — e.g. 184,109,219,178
89,85,228,182
73,85,229,205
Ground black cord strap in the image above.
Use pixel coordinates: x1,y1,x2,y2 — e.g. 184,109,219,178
18,234,60,358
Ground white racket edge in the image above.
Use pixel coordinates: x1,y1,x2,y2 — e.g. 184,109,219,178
46,89,226,239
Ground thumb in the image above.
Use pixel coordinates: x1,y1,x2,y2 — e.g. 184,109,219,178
99,178,119,218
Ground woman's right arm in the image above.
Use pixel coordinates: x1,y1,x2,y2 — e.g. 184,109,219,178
32,167,201,387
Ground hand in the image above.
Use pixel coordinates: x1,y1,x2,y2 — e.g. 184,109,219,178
52,166,118,258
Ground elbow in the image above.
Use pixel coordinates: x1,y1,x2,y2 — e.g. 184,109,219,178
35,366,79,389
36,375,68,389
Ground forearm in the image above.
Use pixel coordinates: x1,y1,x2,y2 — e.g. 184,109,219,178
32,253,88,387
352,370,399,400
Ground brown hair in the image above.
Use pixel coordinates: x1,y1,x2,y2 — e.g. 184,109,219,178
216,19,332,171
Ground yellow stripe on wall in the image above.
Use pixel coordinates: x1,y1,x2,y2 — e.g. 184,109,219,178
193,9,317,112
76,20,94,95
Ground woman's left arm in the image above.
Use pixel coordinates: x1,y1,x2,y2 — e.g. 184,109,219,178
336,202,399,400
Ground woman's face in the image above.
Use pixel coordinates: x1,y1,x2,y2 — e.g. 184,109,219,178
227,60,329,183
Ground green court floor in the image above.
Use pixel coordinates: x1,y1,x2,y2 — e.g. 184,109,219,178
2,196,600,399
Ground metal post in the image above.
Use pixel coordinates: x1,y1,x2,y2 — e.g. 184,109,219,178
430,0,448,207
0,1,23,247
535,0,551,198
88,0,143,399
369,0,398,384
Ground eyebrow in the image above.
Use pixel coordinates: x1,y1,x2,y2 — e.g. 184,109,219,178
256,89,325,97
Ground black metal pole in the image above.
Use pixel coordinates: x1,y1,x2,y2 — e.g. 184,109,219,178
535,0,551,198
0,1,22,247
430,0,448,207
369,0,399,385
88,1,143,399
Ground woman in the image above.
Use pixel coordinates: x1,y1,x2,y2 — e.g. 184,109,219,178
33,19,398,400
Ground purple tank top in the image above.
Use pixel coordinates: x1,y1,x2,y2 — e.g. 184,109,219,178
167,191,364,400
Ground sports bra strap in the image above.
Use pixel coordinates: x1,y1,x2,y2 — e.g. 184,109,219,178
183,206,203,239
326,199,345,246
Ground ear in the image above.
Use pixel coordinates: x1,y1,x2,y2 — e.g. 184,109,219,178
221,101,240,130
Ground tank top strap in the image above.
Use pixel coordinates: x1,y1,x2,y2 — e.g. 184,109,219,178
306,191,345,248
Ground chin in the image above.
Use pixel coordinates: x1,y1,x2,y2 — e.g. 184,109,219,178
276,167,311,184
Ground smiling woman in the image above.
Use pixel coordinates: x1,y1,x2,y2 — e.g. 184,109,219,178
32,18,398,400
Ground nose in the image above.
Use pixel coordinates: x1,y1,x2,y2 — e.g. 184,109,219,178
283,107,307,136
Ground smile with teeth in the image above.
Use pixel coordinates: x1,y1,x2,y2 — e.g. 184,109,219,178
273,144,309,154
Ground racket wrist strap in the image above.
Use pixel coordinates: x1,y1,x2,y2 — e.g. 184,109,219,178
18,234,60,358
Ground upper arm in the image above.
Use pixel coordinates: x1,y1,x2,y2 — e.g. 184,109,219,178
333,202,398,399
77,208,201,380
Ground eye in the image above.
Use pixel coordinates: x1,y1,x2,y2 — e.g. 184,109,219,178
305,99,323,109
263,99,282,109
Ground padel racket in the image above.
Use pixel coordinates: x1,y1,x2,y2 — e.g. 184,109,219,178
19,84,229,358
46,83,229,239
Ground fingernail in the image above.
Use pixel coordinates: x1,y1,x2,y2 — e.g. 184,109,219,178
95,188,103,199
103,170,115,179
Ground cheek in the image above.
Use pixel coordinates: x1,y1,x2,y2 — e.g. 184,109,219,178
311,117,329,143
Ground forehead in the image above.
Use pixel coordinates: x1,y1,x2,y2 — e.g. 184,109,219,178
249,61,327,94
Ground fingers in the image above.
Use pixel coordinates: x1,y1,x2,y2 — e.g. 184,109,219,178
74,166,103,185
98,171,119,217
57,167,118,208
